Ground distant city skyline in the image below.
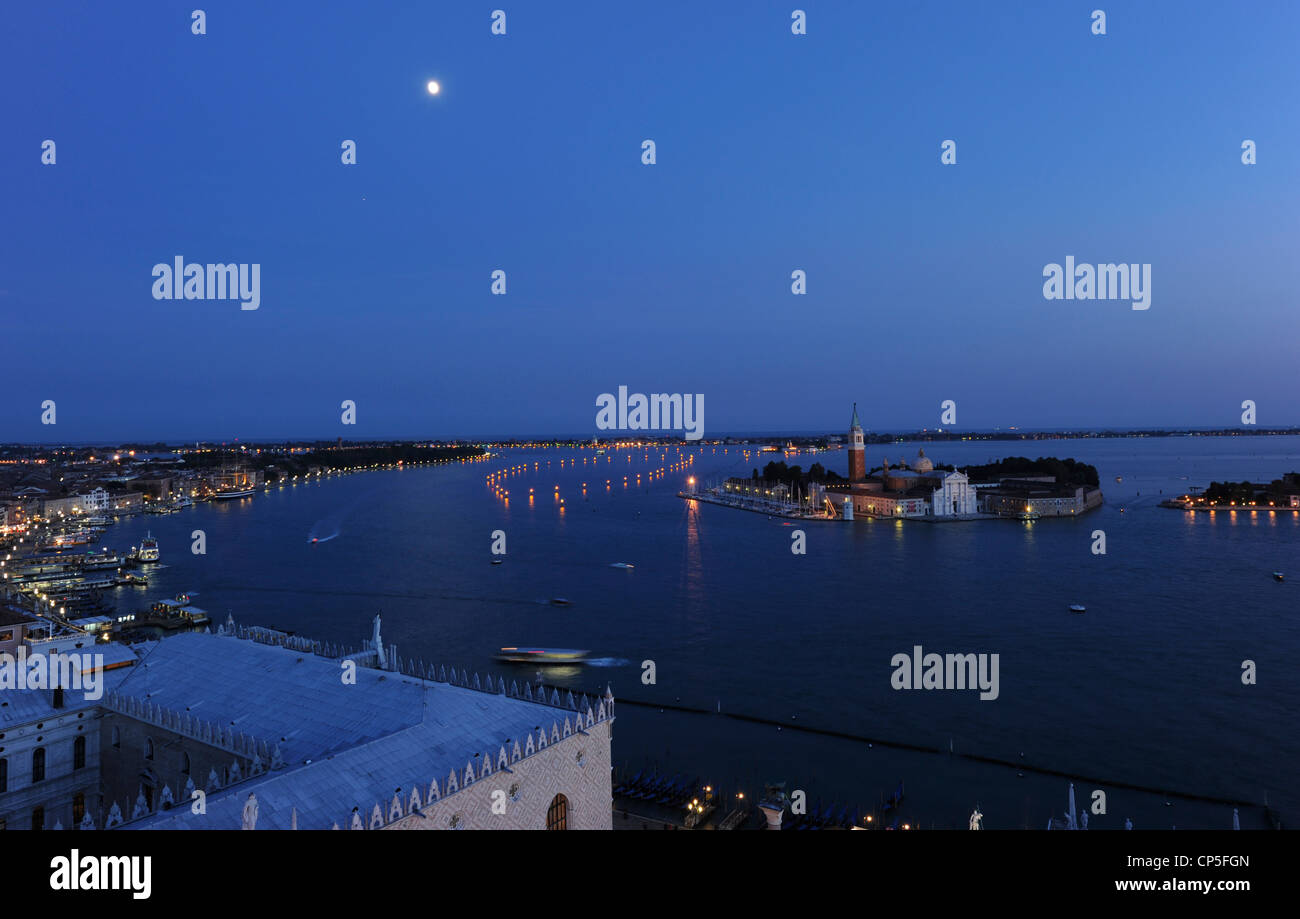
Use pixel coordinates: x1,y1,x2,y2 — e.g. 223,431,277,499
6,422,1300,449
4,2,1298,441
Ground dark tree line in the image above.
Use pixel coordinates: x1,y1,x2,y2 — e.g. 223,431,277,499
961,456,1100,487
1204,476,1300,503
751,460,845,486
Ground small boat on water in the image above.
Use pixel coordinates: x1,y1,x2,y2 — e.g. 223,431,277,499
1115,476,1123,483
494,647,589,664
549,598,572,607
1273,572,1285,582
1069,604,1086,613
491,558,504,565
609,562,634,569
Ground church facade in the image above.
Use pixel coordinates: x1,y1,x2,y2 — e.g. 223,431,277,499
831,407,978,520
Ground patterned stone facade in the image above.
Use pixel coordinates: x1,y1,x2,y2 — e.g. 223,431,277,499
383,718,614,831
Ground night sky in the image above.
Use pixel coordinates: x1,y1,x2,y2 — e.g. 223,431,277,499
3,2,1297,441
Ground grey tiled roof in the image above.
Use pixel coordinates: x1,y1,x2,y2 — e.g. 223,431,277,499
115,631,607,830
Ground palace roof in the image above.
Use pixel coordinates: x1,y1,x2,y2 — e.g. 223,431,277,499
113,629,609,830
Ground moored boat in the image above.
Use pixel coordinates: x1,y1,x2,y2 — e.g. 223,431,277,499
80,549,123,571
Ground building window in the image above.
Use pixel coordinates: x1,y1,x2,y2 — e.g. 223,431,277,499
53,687,64,709
546,793,569,830
73,793,85,825
0,757,6,793
144,737,154,760
111,725,120,749
73,736,86,770
180,752,190,775
32,747,45,783
32,806,44,830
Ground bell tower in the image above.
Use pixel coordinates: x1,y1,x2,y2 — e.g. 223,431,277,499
848,403,866,483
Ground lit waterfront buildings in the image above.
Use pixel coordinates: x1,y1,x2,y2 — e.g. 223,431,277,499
825,406,1100,520
827,407,979,519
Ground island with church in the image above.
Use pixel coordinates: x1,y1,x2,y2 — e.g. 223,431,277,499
682,404,1104,521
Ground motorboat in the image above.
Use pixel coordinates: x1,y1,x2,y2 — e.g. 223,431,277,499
494,647,589,664
1068,604,1086,613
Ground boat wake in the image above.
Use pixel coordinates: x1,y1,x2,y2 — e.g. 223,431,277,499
585,657,630,668
307,488,375,545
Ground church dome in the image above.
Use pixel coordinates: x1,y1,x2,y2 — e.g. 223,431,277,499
913,448,933,473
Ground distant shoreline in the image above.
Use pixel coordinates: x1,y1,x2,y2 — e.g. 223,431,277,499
5,427,1300,451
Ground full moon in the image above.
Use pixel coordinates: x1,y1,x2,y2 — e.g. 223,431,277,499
426,80,440,95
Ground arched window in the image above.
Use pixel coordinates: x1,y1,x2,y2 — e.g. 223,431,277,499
111,726,120,749
73,736,86,770
32,806,44,831
32,747,45,783
144,737,154,760
546,793,568,830
180,752,190,775
73,793,85,825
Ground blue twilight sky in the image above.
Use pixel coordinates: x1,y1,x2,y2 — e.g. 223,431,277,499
2,1,1298,442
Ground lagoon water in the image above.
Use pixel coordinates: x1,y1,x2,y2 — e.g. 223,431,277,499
104,436,1300,829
